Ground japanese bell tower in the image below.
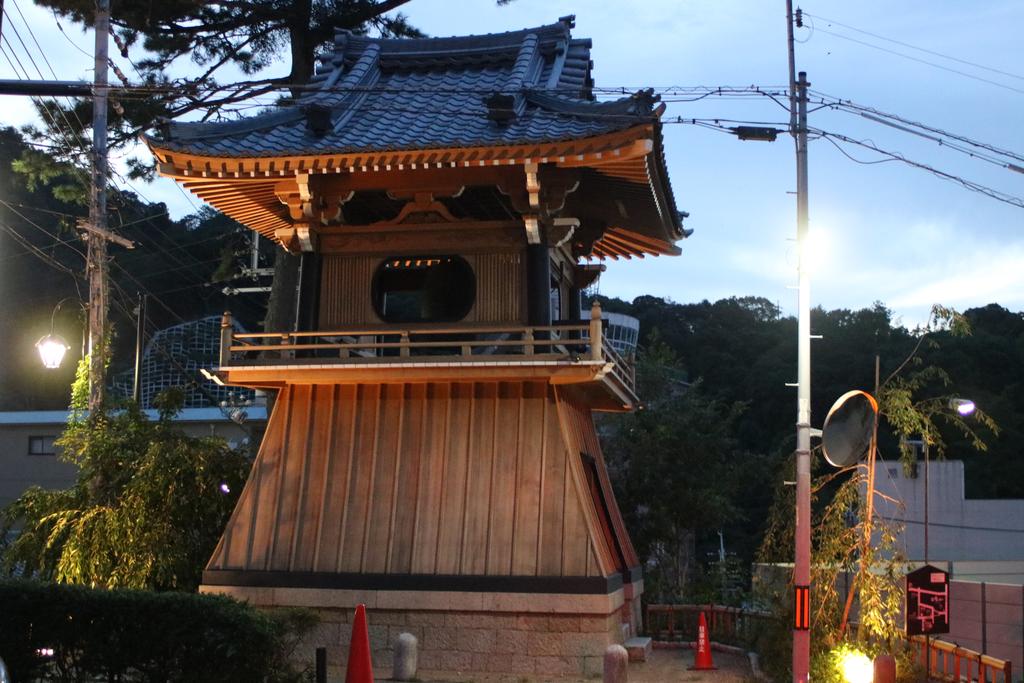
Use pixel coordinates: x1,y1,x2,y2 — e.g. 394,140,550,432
146,16,688,677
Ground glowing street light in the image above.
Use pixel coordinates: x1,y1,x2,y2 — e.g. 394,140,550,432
837,647,873,683
36,334,70,369
949,397,976,416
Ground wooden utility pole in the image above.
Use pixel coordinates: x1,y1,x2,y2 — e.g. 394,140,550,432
87,0,110,410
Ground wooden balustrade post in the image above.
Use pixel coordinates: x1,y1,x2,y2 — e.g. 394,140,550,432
523,328,534,356
589,301,602,361
400,332,410,357
219,311,233,367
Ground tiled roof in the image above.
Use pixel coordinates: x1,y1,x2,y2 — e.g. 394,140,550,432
149,17,661,157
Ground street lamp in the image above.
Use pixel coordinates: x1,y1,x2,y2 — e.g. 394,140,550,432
949,397,976,416
36,334,70,369
920,397,976,564
36,298,75,369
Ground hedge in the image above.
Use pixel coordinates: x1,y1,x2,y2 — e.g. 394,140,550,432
0,579,317,682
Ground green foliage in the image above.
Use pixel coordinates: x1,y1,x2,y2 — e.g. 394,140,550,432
0,390,250,590
0,578,317,682
881,305,1000,469
603,338,766,602
30,0,423,173
755,303,999,679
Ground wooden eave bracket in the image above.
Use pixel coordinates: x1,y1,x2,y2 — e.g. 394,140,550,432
552,217,579,247
274,223,318,253
523,215,541,244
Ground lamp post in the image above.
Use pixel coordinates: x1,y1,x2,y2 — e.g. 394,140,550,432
732,8,813,678
922,398,976,563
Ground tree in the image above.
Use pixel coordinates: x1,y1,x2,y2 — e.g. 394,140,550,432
758,304,999,679
0,364,250,590
24,1,425,335
603,338,761,602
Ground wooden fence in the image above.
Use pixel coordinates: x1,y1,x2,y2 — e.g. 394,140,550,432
217,310,635,394
645,603,775,648
911,635,1013,683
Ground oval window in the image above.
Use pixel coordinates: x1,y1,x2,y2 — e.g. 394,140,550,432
372,256,475,323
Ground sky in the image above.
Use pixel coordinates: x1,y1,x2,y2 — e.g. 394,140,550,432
2,0,1022,328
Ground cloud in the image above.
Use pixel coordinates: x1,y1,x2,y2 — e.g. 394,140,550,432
888,243,1024,309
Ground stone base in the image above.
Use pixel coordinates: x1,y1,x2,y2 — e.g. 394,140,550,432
624,636,652,662
202,583,642,678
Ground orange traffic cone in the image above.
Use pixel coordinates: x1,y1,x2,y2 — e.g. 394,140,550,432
345,603,375,683
689,611,717,671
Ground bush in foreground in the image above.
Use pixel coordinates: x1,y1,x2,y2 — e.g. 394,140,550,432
0,579,317,682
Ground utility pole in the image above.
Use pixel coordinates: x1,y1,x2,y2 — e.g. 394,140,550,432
87,0,110,410
787,2,812,682
132,292,147,404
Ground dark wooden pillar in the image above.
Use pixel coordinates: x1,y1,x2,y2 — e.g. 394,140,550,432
296,251,322,332
568,286,582,323
526,244,551,327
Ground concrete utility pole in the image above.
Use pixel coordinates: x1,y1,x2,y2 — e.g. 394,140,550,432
87,0,111,410
787,2,812,681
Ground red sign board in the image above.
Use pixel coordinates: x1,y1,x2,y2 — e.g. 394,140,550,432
906,564,950,635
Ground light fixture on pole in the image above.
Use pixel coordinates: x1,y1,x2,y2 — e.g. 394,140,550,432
949,397,976,416
36,299,74,369
36,334,70,369
922,397,976,563
916,396,974,683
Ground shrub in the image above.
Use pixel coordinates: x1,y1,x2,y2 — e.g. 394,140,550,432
0,579,317,682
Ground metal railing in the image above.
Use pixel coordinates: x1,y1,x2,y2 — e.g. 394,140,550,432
646,604,775,648
910,636,1013,683
217,304,635,396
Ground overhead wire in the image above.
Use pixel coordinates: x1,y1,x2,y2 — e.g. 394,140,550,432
815,129,1024,210
806,24,1024,96
0,7,223,300
813,92,1024,167
802,11,1024,83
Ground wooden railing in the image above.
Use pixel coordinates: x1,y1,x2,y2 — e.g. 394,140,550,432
217,303,635,396
646,604,775,648
910,636,1013,683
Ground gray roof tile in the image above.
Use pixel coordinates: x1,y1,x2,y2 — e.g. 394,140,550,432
150,17,658,158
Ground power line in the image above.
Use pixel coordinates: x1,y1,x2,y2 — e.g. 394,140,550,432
803,12,1024,83
817,129,1024,210
814,92,1024,167
899,518,1024,535
808,24,1024,96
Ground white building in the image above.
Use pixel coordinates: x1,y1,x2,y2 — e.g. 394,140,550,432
871,459,1024,581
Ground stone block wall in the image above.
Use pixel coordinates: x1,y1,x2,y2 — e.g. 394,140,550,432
298,607,622,679
204,585,632,679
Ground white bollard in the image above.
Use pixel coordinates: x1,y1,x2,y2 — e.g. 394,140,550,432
392,632,418,681
603,644,629,683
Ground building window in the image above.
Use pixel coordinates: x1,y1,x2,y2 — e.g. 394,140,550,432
28,435,57,456
372,256,475,323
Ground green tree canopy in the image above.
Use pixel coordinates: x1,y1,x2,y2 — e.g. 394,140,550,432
1,373,249,590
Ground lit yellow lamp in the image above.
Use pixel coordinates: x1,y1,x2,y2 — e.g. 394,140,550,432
838,648,873,683
36,334,70,369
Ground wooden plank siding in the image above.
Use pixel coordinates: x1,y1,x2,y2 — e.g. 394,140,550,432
319,255,375,328
318,252,523,328
555,392,641,572
207,380,621,581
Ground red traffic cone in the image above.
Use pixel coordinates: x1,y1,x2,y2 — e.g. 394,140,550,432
345,603,375,683
689,611,717,671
